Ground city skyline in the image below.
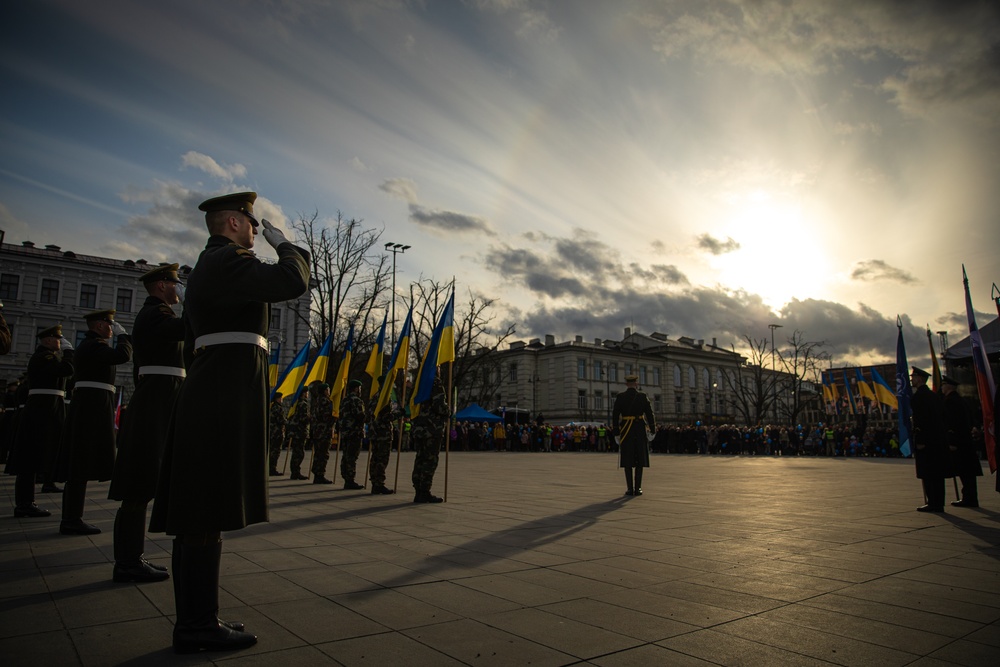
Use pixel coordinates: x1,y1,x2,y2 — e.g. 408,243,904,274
3,1,999,367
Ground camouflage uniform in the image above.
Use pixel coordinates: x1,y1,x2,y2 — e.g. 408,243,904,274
268,397,286,474
367,394,400,491
411,381,449,501
310,390,335,481
338,389,366,486
287,396,311,479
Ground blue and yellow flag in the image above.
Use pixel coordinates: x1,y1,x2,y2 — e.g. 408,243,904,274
272,339,310,400
365,314,387,399
895,322,913,457
870,367,898,410
302,332,333,387
842,370,858,415
410,288,455,418
268,341,281,387
854,368,877,403
374,307,412,417
330,325,354,418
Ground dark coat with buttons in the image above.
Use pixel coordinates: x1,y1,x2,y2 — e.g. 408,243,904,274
613,387,654,468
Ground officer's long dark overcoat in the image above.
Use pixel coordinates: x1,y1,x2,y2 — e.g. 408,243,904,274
55,331,132,482
150,235,308,534
943,390,982,479
911,384,952,479
8,346,73,474
612,387,654,468
109,296,185,502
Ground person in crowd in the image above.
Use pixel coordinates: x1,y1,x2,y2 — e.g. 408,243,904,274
149,191,309,653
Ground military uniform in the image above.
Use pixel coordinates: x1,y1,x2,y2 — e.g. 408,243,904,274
268,396,286,475
338,384,366,488
411,380,449,502
612,376,655,496
149,192,309,654
310,386,335,483
57,310,133,534
367,392,400,494
108,265,185,581
287,396,311,479
910,367,951,512
10,326,74,517
942,378,981,507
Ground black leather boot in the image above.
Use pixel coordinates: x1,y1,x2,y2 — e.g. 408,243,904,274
172,539,256,654
113,504,168,583
634,468,643,496
624,468,634,496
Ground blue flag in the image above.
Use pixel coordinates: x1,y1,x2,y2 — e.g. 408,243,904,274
895,323,913,457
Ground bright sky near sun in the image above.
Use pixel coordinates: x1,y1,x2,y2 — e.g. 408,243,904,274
2,0,999,367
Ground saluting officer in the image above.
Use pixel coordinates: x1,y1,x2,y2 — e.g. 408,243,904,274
108,263,185,582
612,374,655,496
149,191,309,654
57,309,132,535
10,325,74,517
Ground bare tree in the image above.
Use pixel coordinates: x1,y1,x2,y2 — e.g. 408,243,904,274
776,329,828,425
291,211,392,379
719,336,782,425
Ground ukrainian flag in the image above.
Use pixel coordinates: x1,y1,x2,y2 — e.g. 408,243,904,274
854,368,877,402
272,340,311,400
268,341,281,387
302,332,333,387
870,367,898,409
410,288,455,418
365,314,387,399
374,307,412,417
330,325,354,418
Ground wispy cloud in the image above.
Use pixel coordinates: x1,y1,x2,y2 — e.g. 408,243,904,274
851,259,917,285
696,233,741,255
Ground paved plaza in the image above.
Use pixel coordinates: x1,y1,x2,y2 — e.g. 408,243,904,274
2,452,999,666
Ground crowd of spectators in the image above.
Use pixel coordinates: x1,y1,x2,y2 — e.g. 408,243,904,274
445,420,990,460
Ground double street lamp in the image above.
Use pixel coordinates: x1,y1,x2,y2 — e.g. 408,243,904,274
384,242,410,350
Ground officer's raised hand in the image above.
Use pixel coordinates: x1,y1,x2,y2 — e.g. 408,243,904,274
260,218,290,250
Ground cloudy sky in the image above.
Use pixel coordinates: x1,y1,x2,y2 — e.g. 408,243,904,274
3,0,998,367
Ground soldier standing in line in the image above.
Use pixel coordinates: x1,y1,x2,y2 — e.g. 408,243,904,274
149,191,309,653
108,264,184,582
286,392,311,480
612,374,655,496
942,376,981,508
411,376,449,503
310,383,335,484
9,325,74,517
910,366,951,512
57,309,132,535
338,379,366,489
367,375,403,495
268,392,286,477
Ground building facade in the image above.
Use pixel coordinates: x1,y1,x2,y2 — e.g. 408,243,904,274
0,238,311,400
460,328,813,426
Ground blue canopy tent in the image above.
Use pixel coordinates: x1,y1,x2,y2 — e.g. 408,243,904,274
454,403,502,423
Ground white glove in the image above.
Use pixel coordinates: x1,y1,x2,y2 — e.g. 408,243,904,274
260,218,289,250
174,283,185,303
112,321,128,337
59,337,74,351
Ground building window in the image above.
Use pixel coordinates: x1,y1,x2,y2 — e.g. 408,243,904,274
116,288,133,313
577,389,587,410
40,278,60,304
594,391,604,411
625,363,633,378
509,362,518,383
593,359,602,380
608,363,617,383
652,367,661,387
653,394,661,412
675,394,683,413
0,274,19,300
691,395,698,413
702,367,710,388
269,308,282,331
577,358,586,380
687,366,697,388
673,365,682,387
79,283,98,309
639,365,647,385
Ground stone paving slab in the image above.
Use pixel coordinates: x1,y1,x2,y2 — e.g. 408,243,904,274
2,453,999,666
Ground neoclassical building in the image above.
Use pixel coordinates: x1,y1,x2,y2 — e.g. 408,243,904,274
462,328,805,426
0,236,311,399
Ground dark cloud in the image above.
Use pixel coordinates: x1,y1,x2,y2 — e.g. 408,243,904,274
696,233,741,255
851,259,917,284
409,204,495,235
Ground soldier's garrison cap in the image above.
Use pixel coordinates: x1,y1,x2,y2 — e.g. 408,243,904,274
37,324,62,339
910,366,930,379
198,191,258,226
140,263,180,284
625,374,639,382
84,309,116,323
349,379,363,389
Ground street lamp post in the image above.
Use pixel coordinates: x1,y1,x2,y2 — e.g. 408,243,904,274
768,323,782,423
384,242,410,351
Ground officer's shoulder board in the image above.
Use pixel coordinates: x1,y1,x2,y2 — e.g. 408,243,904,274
225,242,257,259
157,304,176,317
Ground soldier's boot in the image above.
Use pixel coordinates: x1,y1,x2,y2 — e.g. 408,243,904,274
172,539,256,654
60,481,100,535
413,489,444,504
624,468,634,496
289,468,308,480
113,503,168,583
633,468,643,496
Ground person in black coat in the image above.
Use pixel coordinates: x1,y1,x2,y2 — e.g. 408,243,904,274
149,191,309,654
612,374,655,496
910,367,951,512
57,309,132,535
941,376,982,508
108,263,185,582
